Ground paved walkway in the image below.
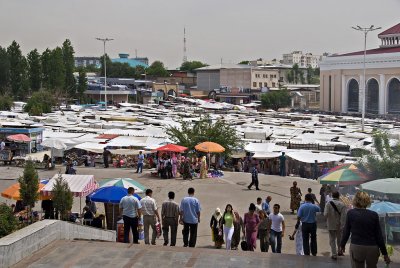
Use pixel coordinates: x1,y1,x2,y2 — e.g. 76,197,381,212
13,240,396,268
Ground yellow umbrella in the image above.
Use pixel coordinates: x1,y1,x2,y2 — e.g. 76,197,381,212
1,182,50,200
195,141,225,153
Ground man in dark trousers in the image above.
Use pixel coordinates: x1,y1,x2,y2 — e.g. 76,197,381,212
162,191,180,246
297,193,321,256
248,164,260,190
103,147,111,168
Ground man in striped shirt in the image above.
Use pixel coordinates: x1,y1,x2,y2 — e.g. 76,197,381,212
161,191,180,246
140,189,161,245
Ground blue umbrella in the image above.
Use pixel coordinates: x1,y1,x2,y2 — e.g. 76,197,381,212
88,186,141,204
369,201,400,216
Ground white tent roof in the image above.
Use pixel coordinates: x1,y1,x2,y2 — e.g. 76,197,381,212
74,142,107,153
42,174,97,197
286,151,345,163
252,152,281,159
245,142,286,153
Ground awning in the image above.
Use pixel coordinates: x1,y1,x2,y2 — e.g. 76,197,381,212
74,142,107,153
41,174,98,197
286,151,345,163
252,152,281,159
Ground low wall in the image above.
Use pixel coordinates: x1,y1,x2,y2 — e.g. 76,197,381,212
0,219,116,268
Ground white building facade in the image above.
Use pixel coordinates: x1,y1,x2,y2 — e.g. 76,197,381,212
319,23,400,115
282,51,323,68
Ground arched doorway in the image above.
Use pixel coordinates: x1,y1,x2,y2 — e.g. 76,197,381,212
388,78,400,114
366,79,379,114
347,79,359,112
167,89,176,97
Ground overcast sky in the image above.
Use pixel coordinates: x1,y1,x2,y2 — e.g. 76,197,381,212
1,0,399,68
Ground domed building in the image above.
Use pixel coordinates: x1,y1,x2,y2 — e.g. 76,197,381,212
320,22,400,115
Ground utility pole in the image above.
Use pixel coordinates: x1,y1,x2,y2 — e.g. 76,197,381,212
96,37,114,110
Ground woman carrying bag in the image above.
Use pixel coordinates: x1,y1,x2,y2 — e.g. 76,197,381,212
210,208,224,248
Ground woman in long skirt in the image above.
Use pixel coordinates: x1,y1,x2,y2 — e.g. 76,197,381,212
210,208,224,248
244,203,260,251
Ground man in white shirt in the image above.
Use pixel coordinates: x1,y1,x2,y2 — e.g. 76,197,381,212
268,203,285,253
119,187,142,244
140,188,161,245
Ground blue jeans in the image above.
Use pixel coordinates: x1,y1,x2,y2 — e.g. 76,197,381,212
136,162,143,173
270,230,282,253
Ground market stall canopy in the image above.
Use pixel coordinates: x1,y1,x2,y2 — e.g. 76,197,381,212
252,152,282,159
41,139,67,150
74,142,107,153
369,201,400,216
42,174,98,197
286,151,345,163
195,142,225,153
109,149,150,155
360,178,400,198
154,144,188,153
244,142,286,153
1,182,49,200
7,134,31,143
88,186,141,204
99,178,146,194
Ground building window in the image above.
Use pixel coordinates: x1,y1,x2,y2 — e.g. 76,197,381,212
272,82,276,87
253,82,257,87
264,82,268,87
259,82,262,88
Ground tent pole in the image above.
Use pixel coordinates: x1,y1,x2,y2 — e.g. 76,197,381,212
80,196,82,221
112,203,115,230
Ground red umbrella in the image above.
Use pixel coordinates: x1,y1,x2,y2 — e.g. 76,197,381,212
154,144,188,153
7,134,32,143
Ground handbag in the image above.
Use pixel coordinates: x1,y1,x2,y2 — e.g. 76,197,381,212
240,240,248,251
155,222,162,238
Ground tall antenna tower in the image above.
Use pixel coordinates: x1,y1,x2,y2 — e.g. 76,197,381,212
183,27,187,63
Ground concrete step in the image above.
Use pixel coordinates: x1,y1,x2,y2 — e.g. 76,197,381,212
13,240,398,268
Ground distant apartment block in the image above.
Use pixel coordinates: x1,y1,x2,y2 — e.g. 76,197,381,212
282,51,322,68
74,57,101,68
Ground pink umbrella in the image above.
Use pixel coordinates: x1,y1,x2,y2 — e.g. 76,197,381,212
7,134,32,143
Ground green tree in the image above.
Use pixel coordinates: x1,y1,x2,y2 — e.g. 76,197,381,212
24,90,55,115
180,61,208,72
7,41,26,99
77,68,87,103
99,54,112,77
52,173,73,221
27,49,42,92
358,131,400,179
18,160,39,223
49,47,65,91
238,60,250,65
134,65,146,79
0,95,13,111
41,48,52,89
62,39,76,97
0,203,19,238
0,46,10,95
261,89,291,110
166,115,243,156
147,60,169,77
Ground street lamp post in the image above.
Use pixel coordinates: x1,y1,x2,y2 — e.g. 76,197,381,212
95,37,114,110
351,25,381,132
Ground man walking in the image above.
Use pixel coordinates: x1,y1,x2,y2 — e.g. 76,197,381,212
162,191,180,246
324,191,347,259
136,151,145,174
140,189,161,245
269,204,285,253
180,187,201,247
262,196,272,215
297,193,321,256
103,147,111,168
119,187,142,244
248,164,260,190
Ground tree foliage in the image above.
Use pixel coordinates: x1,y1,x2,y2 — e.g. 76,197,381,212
261,89,291,110
180,61,208,72
24,90,55,115
165,115,243,156
147,60,169,77
18,160,39,223
306,66,320,84
62,39,76,97
286,64,305,84
0,46,10,95
0,203,18,238
238,60,250,65
358,131,400,179
77,68,87,103
7,41,27,99
0,95,13,111
52,173,73,221
49,47,66,91
27,49,42,92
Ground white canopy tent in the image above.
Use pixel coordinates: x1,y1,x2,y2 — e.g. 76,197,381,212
74,142,107,153
286,151,345,163
244,142,286,153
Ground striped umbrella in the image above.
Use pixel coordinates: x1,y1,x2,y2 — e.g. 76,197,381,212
326,163,358,173
319,168,370,186
99,178,146,193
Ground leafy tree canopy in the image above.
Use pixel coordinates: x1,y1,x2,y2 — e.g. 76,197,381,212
238,60,250,65
146,60,169,77
180,61,208,72
0,204,18,238
52,173,73,221
261,89,291,110
165,114,243,156
358,131,400,179
24,90,55,115
0,95,13,111
18,160,39,208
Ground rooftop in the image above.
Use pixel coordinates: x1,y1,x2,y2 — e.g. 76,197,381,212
379,22,400,36
112,53,149,68
195,63,252,71
333,46,400,57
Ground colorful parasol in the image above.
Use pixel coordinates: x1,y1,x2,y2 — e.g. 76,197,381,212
99,178,146,194
195,141,225,153
319,168,370,186
326,163,358,173
154,144,188,153
1,182,50,200
7,134,32,143
88,186,141,204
